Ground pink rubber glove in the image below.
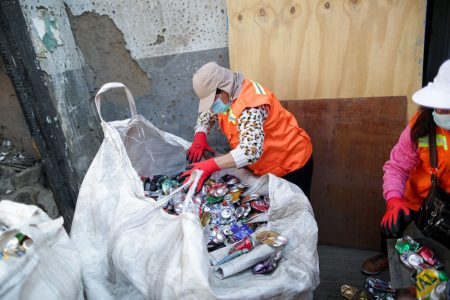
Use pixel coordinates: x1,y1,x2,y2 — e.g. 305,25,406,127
380,197,411,237
181,158,221,192
186,132,215,163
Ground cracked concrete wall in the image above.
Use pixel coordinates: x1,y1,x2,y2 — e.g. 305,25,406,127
64,0,230,151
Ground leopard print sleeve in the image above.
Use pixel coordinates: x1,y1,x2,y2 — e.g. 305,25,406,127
194,108,218,134
236,105,269,165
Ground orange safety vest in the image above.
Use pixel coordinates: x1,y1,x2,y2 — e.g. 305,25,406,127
404,113,450,211
217,79,312,177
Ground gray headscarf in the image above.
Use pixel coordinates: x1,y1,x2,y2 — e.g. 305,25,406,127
217,67,245,103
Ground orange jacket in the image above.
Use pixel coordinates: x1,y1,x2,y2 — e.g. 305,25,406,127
404,116,450,211
218,79,312,177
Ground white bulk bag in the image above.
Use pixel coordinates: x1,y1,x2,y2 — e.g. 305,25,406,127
71,83,319,300
0,200,83,300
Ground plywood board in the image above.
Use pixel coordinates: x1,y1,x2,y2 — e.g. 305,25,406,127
227,0,425,117
281,96,407,250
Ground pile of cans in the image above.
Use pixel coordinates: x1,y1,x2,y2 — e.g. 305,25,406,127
364,277,395,299
395,235,449,299
142,174,271,252
0,229,33,260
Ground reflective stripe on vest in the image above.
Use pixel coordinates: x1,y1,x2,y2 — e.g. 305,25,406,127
418,134,448,151
217,79,312,177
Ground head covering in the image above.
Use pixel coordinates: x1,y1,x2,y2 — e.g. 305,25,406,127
193,62,244,113
413,60,450,109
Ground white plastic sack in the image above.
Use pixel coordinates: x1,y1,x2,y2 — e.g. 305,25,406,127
0,200,83,300
71,83,319,300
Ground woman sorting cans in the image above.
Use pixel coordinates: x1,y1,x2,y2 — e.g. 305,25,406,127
181,62,313,198
361,59,450,275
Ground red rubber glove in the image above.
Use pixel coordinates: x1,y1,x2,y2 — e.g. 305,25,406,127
380,197,411,237
186,132,215,163
181,158,221,192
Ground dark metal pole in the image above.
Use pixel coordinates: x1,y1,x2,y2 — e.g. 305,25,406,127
0,1,76,231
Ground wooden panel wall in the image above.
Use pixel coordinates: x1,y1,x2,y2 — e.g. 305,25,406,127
227,0,426,117
282,97,406,250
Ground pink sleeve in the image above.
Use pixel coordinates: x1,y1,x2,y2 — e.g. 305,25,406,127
382,126,420,202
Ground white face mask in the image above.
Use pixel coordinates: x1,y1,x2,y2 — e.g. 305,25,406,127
432,111,450,130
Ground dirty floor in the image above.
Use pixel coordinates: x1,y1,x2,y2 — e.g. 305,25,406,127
314,245,390,299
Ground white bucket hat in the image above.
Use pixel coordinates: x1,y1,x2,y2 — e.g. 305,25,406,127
413,59,450,109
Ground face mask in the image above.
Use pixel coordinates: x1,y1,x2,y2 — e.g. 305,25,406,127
432,111,450,130
211,97,230,113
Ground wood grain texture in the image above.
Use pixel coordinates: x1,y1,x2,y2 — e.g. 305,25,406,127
281,96,407,250
227,0,425,117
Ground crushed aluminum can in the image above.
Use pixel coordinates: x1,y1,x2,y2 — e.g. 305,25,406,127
173,201,184,215
395,240,410,254
365,277,395,293
416,269,448,299
212,186,228,197
192,195,203,205
212,230,226,244
228,236,254,254
221,225,234,236
241,194,259,204
417,246,441,268
256,231,288,248
400,250,423,269
204,179,216,187
403,235,421,251
162,179,179,195
234,206,245,219
226,177,240,185
224,194,233,202
429,281,449,300
206,195,224,204
250,200,270,212
220,207,233,219
231,223,254,241
252,251,283,275
228,187,241,203
200,211,211,227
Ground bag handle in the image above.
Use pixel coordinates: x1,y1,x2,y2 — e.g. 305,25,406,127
429,121,438,182
94,82,138,122
417,121,438,229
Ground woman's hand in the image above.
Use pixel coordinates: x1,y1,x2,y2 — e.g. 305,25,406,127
186,132,215,163
380,197,411,237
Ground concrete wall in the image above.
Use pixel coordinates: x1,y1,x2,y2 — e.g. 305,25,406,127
9,0,231,191
20,0,225,186
64,0,230,151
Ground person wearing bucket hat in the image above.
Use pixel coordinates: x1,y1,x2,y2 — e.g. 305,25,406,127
361,59,450,275
181,62,314,196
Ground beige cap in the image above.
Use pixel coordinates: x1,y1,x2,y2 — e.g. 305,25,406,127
193,62,224,113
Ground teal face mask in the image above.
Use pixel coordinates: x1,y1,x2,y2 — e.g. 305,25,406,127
211,98,230,113
432,111,450,130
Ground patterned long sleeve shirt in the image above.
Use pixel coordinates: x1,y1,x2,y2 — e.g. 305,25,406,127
195,105,269,167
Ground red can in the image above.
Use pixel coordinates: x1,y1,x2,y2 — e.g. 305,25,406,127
229,236,254,254
251,200,270,212
417,246,436,266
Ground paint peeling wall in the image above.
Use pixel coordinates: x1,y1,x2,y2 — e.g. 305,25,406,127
19,0,102,189
65,0,228,59
12,0,230,196
64,0,230,151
